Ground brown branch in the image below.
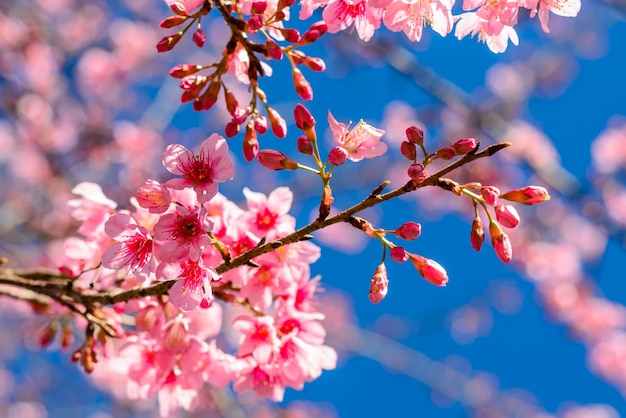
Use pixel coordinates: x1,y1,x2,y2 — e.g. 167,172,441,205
0,141,508,308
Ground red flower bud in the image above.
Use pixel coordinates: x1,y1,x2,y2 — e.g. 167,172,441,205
297,135,313,155
292,68,313,100
169,1,188,15
136,179,172,214
281,28,300,43
257,150,298,170
251,0,268,13
169,64,203,78
470,216,485,251
408,253,448,286
495,204,520,228
390,246,408,263
328,146,348,166
243,123,259,162
294,103,315,131
225,121,240,138
406,126,424,145
489,221,512,263
395,221,422,240
500,186,551,205
254,115,268,134
223,88,239,116
268,107,287,138
400,141,417,160
408,163,426,181
156,32,183,52
480,186,500,206
452,137,477,155
192,28,206,47
247,15,263,32
436,146,456,160
160,15,187,28
369,263,389,304
301,21,328,44
303,56,326,72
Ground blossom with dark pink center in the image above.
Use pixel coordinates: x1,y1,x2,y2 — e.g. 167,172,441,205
162,134,234,204
153,205,213,262
328,110,387,162
158,258,219,311
102,212,156,282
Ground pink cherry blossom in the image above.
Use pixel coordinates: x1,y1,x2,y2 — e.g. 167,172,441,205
153,205,213,262
241,187,297,238
102,212,156,281
382,0,453,41
162,134,235,204
159,258,219,312
328,110,387,162
233,315,280,363
322,0,384,41
455,12,519,53
522,0,581,33
67,182,117,238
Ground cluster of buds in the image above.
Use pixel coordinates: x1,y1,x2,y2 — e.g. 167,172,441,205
460,183,550,262
400,126,478,183
157,0,328,148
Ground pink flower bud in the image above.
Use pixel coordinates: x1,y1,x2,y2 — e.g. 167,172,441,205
135,305,162,331
163,317,188,352
160,15,187,28
251,0,268,13
470,216,485,251
390,246,408,263
369,263,389,304
169,1,188,15
169,64,203,78
408,163,426,181
257,150,298,170
395,222,422,240
301,22,327,44
198,80,220,110
294,103,315,131
282,28,300,43
38,323,57,348
279,0,296,9
156,32,183,52
243,124,259,162
409,254,448,286
266,40,283,60
328,146,348,166
254,115,268,134
247,15,263,32
500,186,551,205
495,204,520,228
223,88,239,116
297,135,313,155
136,179,172,213
406,126,424,145
452,137,477,155
489,221,512,263
480,186,500,206
268,107,287,138
304,56,326,72
192,28,206,47
400,141,417,160
224,121,240,138
436,146,456,160
292,68,313,100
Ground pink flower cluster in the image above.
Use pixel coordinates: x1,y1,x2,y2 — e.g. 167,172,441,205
59,133,336,415
300,0,580,52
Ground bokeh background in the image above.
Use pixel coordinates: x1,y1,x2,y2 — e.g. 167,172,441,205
1,0,626,417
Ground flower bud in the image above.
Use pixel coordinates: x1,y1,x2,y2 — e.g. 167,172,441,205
224,121,240,138
281,28,301,43
198,80,220,110
243,123,259,162
247,15,263,32
369,263,389,304
268,107,287,138
223,88,239,116
408,163,426,181
495,204,520,228
390,246,408,263
60,324,74,350
266,39,283,60
156,32,183,52
169,64,203,78
400,141,417,160
406,126,424,145
301,21,328,44
436,146,456,160
135,305,163,331
452,137,477,155
480,186,500,206
163,317,189,352
408,253,448,286
169,1,188,15
192,28,206,47
160,15,187,28
38,322,58,348
500,186,551,205
489,221,512,263
292,68,313,100
303,56,326,72
297,135,313,155
328,146,348,166
294,103,316,131
136,179,172,213
470,216,485,251
254,115,268,134
395,221,421,240
251,0,268,13
257,150,298,170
